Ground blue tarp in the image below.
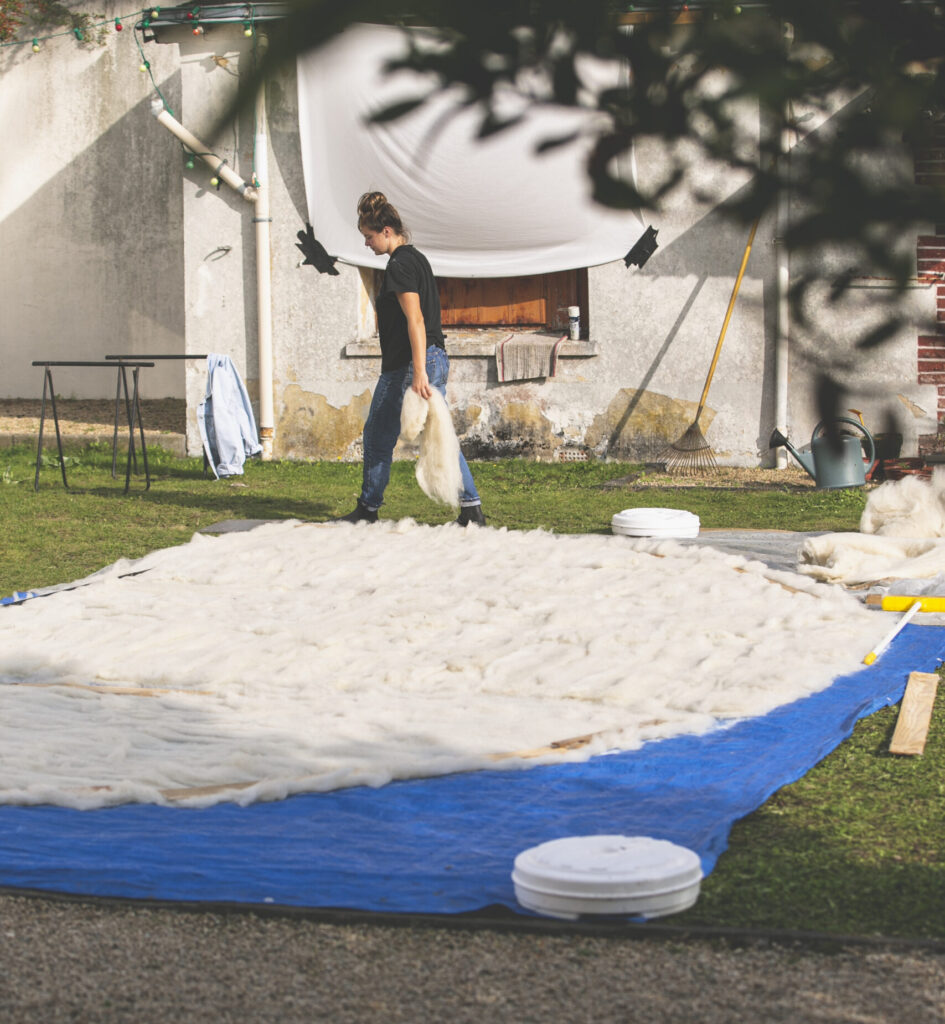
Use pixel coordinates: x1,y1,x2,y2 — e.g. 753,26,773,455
0,625,941,913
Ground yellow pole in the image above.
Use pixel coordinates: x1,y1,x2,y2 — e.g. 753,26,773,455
695,218,760,417
866,594,945,613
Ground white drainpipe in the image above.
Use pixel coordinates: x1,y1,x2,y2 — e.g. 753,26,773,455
151,99,257,199
150,67,275,460
773,28,794,470
774,141,791,470
253,36,275,460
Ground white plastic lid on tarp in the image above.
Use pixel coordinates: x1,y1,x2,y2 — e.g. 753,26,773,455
512,835,703,921
611,507,700,538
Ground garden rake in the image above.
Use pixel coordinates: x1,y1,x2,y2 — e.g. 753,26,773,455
663,217,760,473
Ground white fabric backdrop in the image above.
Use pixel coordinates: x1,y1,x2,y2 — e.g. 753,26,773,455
296,23,645,278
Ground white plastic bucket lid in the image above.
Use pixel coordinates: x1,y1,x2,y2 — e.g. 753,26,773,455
512,835,702,919
514,835,702,899
611,507,700,538
513,880,701,920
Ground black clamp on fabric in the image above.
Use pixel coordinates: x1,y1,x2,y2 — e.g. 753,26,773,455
296,223,340,275
624,225,659,268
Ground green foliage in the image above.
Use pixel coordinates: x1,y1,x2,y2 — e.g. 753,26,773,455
0,0,105,43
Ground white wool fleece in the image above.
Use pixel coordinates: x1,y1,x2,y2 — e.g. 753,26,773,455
860,467,945,537
400,388,463,507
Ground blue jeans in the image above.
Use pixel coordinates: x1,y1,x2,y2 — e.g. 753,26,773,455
360,345,481,511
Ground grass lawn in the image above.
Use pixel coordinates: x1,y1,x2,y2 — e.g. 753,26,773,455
1,443,942,940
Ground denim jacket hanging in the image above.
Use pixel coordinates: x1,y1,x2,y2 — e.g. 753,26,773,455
197,354,262,478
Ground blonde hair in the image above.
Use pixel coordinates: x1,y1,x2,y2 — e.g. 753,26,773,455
357,191,409,240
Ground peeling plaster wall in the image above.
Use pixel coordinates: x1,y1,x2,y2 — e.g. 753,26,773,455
2,14,935,465
0,3,185,400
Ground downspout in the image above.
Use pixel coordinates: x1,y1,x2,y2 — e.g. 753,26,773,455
150,63,276,461
773,119,791,469
773,24,795,470
253,34,274,460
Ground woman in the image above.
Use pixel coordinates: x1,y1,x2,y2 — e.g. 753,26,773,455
336,192,486,525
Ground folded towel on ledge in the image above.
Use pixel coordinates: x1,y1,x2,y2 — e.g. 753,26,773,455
495,333,568,382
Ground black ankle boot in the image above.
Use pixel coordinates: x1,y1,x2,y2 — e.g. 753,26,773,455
334,501,378,524
455,504,486,527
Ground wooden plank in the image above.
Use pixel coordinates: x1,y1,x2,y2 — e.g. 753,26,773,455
648,549,809,595
7,680,212,698
889,671,940,755
488,731,597,762
161,780,256,801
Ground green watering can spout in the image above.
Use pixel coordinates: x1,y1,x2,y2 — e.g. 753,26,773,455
769,427,816,479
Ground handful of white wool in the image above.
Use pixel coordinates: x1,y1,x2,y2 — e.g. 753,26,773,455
400,388,463,507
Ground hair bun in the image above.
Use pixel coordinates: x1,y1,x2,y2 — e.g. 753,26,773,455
357,191,408,240
357,191,388,218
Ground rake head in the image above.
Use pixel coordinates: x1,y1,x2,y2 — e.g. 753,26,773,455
661,421,719,475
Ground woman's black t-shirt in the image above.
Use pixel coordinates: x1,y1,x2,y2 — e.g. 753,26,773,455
375,244,445,372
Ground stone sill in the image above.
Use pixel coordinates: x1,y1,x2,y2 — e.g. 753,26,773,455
345,334,600,359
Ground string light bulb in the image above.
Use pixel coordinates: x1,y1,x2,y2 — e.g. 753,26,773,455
31,38,40,51
139,59,150,72
243,21,253,36
210,175,220,187
114,17,123,31
192,24,204,35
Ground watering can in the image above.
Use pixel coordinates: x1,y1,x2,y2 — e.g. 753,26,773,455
769,416,876,489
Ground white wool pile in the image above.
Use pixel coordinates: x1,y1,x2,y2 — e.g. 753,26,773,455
0,520,882,810
400,389,462,507
800,471,945,584
799,533,945,584
859,468,945,537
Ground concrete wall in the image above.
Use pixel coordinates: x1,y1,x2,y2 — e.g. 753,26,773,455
0,2,185,400
2,12,938,464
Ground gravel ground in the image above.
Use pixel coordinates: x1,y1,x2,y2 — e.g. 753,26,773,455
0,399,187,438
0,894,943,1024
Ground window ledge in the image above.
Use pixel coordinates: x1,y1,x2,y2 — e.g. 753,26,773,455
345,333,600,359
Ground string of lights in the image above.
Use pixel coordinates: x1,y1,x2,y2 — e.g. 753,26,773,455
0,3,261,49
1,5,263,181
0,7,172,105
1,6,155,50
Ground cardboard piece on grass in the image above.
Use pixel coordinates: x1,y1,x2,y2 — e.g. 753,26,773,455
611,507,700,539
512,835,703,920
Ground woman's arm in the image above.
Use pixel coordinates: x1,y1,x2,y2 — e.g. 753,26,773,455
397,291,432,398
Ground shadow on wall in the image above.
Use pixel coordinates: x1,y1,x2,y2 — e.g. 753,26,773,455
0,74,187,400
596,185,771,461
266,67,311,231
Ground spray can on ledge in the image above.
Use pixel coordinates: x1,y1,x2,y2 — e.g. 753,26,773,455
567,306,580,340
